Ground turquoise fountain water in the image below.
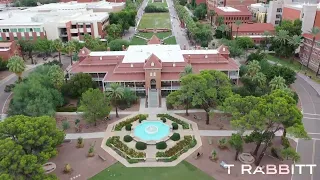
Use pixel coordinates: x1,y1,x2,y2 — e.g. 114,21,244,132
134,120,170,141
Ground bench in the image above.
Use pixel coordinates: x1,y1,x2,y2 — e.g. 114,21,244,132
98,154,106,161
220,161,228,169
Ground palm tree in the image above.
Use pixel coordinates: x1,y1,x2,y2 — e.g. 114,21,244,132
305,27,320,68
217,24,230,38
65,41,76,65
288,35,302,62
217,16,224,26
274,30,289,45
7,56,26,82
209,10,215,26
180,64,193,77
245,60,261,78
252,72,266,87
263,31,271,52
235,20,242,39
107,83,124,118
53,39,64,64
269,76,287,90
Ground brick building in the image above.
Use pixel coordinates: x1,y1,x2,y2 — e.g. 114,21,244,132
230,22,275,44
300,33,320,74
213,6,252,25
0,41,20,60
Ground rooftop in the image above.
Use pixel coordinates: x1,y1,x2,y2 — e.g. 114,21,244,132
285,2,320,10
217,6,240,12
215,6,251,16
231,23,275,32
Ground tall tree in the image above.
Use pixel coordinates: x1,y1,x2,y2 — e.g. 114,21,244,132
288,35,302,61
65,41,76,65
18,40,35,63
79,88,111,126
180,64,193,77
47,64,64,90
274,30,289,44
34,39,53,56
235,20,242,39
217,16,224,26
305,27,320,68
269,76,287,90
263,31,271,52
7,56,26,82
53,39,64,64
61,73,96,98
245,60,261,78
107,83,124,118
0,115,64,179
228,133,243,160
209,10,215,26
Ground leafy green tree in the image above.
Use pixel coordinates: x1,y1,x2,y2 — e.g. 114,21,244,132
107,83,124,118
262,31,272,52
209,10,215,26
305,27,320,68
235,20,242,39
35,39,54,56
228,133,243,160
180,64,193,77
48,64,64,90
269,76,287,90
7,56,26,82
79,88,111,126
275,19,302,36
18,40,35,63
108,39,130,51
245,60,261,78
64,41,76,65
83,34,106,51
120,87,137,108
181,70,232,124
252,72,267,87
106,24,123,39
236,37,254,49
281,147,300,162
216,16,224,26
288,35,302,59
194,3,207,20
167,90,191,116
0,115,64,179
265,65,296,85
247,51,265,62
62,73,96,98
53,39,64,63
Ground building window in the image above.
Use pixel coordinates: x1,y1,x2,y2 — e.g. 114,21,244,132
86,25,91,28
151,62,154,66
6,37,10,41
34,28,41,32
2,29,9,32
71,33,78,37
276,14,281,19
10,28,17,32
18,28,25,32
153,72,156,76
80,33,84,35
150,72,152,77
275,20,280,25
14,37,18,40
26,28,33,32
71,25,77,29
276,8,282,12
79,25,84,28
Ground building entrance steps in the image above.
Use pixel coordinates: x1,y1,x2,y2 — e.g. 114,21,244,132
148,89,159,108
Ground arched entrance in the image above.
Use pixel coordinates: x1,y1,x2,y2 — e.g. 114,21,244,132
150,79,156,89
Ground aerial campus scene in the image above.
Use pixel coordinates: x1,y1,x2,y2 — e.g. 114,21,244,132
0,0,320,179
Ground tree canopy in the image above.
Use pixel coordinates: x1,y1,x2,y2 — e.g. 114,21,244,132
62,73,96,98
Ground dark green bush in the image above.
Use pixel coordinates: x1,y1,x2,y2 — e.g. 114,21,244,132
145,4,168,13
125,124,132,131
170,133,180,141
115,114,148,130
135,141,147,150
161,117,166,123
0,58,8,71
4,84,15,92
172,123,178,130
123,135,133,142
281,136,290,148
56,106,77,112
156,141,167,150
157,114,189,129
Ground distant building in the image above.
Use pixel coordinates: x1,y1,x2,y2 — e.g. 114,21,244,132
0,41,20,60
213,6,252,25
300,33,320,74
230,22,275,44
0,1,125,42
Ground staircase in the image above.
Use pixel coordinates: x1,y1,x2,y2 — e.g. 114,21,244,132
148,89,159,108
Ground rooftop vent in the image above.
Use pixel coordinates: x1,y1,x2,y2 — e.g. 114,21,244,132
205,55,208,59
131,63,133,67
82,50,85,54
222,48,225,51
151,62,154,67
173,63,176,67
99,56,102,60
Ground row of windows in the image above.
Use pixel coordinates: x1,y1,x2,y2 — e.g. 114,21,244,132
0,28,42,33
0,36,37,41
225,16,250,21
238,32,265,35
71,24,91,29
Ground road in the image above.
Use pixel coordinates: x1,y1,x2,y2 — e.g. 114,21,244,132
292,75,320,180
166,0,190,49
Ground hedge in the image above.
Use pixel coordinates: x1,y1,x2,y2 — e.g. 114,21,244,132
106,136,145,158
56,106,78,112
136,141,147,150
156,141,167,150
124,135,133,142
125,124,132,131
172,123,178,130
145,4,168,13
170,133,180,141
115,114,148,131
156,136,196,157
157,114,189,129
161,117,166,123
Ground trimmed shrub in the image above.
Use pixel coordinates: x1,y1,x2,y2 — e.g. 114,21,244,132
218,138,228,149
156,141,167,150
4,84,15,92
170,133,180,141
281,136,291,148
135,141,147,150
123,135,133,142
125,124,132,131
161,117,166,123
62,120,70,130
139,114,147,123
115,114,148,130
172,123,178,130
157,114,189,129
145,4,168,13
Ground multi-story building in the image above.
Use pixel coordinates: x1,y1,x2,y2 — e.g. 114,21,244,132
300,33,320,74
0,1,125,42
266,0,284,26
230,22,275,44
69,36,240,106
207,0,265,7
0,41,20,60
213,6,252,25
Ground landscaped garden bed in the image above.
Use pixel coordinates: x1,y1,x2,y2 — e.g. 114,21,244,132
157,114,190,129
106,136,146,163
114,114,148,131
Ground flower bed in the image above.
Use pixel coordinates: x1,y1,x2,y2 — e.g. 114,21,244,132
114,114,148,131
156,136,197,161
106,136,146,160
157,114,189,129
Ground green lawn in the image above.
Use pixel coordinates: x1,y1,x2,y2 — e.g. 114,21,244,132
163,36,177,45
137,32,172,39
138,13,171,29
90,161,214,180
131,37,147,45
148,0,168,7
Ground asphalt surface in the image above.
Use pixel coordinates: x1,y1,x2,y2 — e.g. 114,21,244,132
292,75,320,180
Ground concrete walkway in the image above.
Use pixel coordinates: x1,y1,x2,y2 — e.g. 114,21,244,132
297,72,320,96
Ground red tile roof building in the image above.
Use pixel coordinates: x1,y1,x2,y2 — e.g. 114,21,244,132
69,43,240,95
0,41,20,61
213,6,252,25
300,33,320,74
230,22,275,44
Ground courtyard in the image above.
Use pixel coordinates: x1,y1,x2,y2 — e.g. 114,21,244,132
138,13,171,29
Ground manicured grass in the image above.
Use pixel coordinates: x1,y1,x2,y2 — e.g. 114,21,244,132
163,36,177,45
136,32,172,39
148,0,168,7
90,161,214,180
131,37,147,45
138,13,171,29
